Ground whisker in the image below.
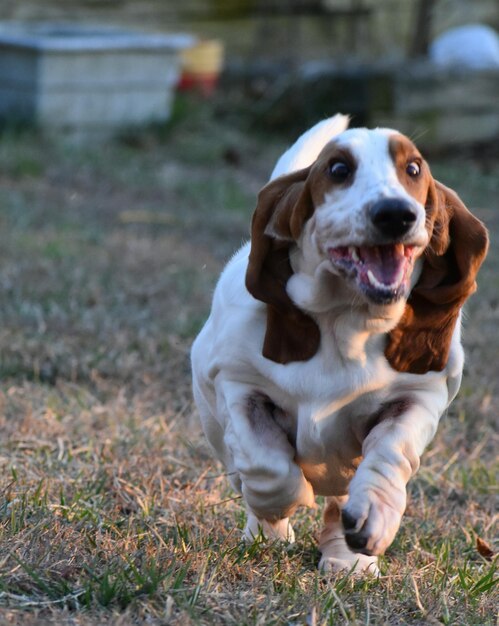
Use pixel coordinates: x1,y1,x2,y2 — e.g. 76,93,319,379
409,127,430,143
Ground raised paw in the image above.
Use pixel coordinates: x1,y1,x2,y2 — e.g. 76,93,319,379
341,489,404,556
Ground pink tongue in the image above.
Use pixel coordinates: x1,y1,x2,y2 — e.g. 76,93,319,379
358,245,405,285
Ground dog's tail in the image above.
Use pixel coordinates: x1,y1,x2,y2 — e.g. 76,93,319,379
270,114,350,181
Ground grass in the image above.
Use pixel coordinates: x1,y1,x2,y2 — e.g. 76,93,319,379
0,99,497,625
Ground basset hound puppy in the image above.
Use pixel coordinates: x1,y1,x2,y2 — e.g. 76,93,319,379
191,115,488,574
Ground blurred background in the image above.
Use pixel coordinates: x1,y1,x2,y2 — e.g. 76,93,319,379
1,0,499,143
2,0,499,61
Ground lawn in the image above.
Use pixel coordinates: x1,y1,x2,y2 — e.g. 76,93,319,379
0,101,497,625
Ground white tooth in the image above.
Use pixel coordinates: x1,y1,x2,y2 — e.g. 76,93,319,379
349,246,360,263
367,270,385,289
367,267,405,291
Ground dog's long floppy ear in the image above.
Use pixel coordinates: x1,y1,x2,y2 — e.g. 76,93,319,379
386,180,489,374
245,168,321,364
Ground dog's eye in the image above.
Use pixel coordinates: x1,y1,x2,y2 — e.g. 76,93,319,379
406,161,421,178
329,161,351,182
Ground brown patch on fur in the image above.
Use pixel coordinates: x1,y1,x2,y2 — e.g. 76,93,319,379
388,135,432,206
246,143,356,364
323,498,341,524
245,168,320,364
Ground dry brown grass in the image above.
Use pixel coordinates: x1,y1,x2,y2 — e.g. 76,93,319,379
0,103,497,624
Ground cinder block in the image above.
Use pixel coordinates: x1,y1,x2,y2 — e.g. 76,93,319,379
0,22,182,132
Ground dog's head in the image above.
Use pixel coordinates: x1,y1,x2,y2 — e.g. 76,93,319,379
246,127,488,374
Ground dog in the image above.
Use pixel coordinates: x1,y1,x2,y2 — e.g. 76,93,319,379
191,115,488,574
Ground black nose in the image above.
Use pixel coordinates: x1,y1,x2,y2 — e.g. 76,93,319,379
369,198,418,239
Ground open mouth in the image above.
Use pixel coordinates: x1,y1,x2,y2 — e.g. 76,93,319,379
328,243,418,304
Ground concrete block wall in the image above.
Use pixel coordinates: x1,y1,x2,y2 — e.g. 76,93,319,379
0,23,181,132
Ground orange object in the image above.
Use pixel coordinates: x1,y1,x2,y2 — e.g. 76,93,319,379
179,39,224,96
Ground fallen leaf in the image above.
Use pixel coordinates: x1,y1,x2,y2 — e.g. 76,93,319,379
476,536,494,560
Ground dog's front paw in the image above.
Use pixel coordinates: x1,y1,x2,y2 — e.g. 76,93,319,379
341,488,405,556
319,553,379,576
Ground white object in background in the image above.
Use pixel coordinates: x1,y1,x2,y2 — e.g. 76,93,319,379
429,24,499,70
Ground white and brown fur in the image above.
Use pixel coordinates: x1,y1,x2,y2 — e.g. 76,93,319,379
191,115,488,574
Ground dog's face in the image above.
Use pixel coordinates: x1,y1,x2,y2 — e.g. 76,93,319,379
310,129,431,305
246,127,488,372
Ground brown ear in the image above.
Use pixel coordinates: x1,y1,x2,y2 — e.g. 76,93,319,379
245,168,321,364
386,180,489,374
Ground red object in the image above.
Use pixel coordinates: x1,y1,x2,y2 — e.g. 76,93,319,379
177,72,219,97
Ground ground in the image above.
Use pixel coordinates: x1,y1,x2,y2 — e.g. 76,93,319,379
0,100,497,625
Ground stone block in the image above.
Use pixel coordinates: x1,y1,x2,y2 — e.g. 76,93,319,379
0,22,182,132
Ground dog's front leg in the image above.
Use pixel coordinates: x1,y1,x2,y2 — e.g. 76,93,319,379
216,378,315,542
318,496,380,575
341,379,449,556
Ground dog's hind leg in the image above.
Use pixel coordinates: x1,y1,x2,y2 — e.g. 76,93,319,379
244,511,295,543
